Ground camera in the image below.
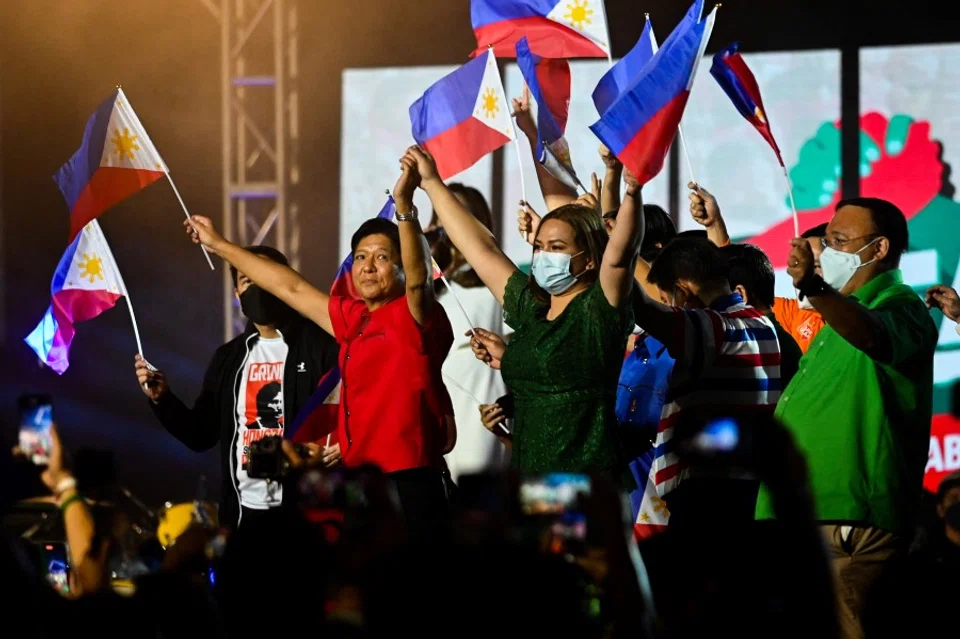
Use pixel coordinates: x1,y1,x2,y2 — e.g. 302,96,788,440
247,435,306,480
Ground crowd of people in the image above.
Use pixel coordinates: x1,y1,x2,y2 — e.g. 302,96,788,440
4,88,960,639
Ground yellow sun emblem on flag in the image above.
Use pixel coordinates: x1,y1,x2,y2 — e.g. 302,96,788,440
639,511,650,522
564,0,594,30
77,253,105,284
651,496,669,515
111,127,140,160
557,146,572,166
480,88,500,119
754,106,767,124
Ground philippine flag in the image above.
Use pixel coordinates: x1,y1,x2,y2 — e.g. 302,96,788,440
25,220,127,375
55,88,167,242
592,14,658,118
710,42,785,167
410,50,515,181
471,0,610,59
589,1,716,185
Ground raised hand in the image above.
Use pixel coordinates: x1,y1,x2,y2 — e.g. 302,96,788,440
184,215,226,253
468,327,507,369
622,166,640,194
511,85,536,139
518,200,542,245
574,172,602,214
787,237,816,288
599,143,621,170
405,145,440,185
135,354,169,402
926,285,960,322
688,182,721,228
394,153,422,208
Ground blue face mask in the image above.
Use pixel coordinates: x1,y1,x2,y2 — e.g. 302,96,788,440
531,250,584,295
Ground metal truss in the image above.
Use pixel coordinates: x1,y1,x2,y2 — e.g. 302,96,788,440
202,0,300,340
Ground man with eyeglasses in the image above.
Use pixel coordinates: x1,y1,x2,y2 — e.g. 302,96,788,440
755,197,938,639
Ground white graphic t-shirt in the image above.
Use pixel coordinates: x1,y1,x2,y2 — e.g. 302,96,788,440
235,336,288,509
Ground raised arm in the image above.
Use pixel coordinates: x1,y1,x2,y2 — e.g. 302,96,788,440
395,153,436,325
512,89,577,211
186,216,334,336
599,169,644,308
407,145,518,304
598,144,623,215
688,182,731,247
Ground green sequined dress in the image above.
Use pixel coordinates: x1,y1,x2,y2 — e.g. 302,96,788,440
500,270,634,477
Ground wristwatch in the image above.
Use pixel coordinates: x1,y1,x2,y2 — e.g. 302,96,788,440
395,205,418,222
797,273,830,300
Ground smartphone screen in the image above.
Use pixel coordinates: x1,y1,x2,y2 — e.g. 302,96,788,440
518,473,590,557
691,416,740,454
19,394,53,465
40,543,70,596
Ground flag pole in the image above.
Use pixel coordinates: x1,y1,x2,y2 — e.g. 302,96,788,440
782,165,800,238
89,221,144,357
677,126,698,186
165,174,216,270
601,0,614,68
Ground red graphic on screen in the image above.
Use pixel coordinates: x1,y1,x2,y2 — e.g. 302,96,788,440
746,112,944,269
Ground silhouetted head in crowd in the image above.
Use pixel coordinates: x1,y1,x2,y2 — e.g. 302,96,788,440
427,183,494,288
937,471,960,547
647,237,731,309
720,243,777,312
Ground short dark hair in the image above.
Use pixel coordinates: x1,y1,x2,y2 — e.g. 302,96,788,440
720,243,775,309
231,245,290,288
677,229,708,240
647,237,729,292
432,183,495,234
801,223,828,239
835,197,908,266
640,204,677,260
351,217,401,257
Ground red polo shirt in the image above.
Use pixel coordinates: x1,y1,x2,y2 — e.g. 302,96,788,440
328,294,454,472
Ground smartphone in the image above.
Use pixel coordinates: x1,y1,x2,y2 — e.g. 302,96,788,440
40,543,70,595
19,394,53,465
518,473,590,557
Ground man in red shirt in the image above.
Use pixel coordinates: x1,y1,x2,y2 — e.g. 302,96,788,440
185,156,455,540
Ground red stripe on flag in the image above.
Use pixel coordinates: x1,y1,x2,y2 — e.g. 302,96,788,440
617,91,690,186
68,167,166,241
655,463,681,486
472,17,607,59
423,117,511,181
634,523,668,540
716,352,782,367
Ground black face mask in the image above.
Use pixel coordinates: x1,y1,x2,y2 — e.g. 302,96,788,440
239,285,288,326
945,502,960,531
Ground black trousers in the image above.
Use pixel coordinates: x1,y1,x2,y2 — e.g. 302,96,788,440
663,478,760,530
387,467,450,542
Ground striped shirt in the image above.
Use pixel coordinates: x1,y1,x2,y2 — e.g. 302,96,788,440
635,293,781,536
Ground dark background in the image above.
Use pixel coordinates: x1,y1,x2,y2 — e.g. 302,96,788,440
1,0,958,506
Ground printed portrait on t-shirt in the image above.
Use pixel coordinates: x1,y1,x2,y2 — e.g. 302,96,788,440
248,381,283,429
240,360,285,469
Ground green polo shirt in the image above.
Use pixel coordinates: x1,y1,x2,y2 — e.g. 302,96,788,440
755,269,937,534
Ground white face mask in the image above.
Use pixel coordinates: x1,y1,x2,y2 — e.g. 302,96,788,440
819,238,879,293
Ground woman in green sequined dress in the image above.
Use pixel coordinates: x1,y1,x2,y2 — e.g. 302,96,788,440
403,146,644,477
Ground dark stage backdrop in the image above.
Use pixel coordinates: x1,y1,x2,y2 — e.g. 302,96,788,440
1,0,958,506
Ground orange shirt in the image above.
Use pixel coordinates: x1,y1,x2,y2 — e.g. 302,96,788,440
773,297,826,354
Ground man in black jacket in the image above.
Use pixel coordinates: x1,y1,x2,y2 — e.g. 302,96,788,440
134,246,339,532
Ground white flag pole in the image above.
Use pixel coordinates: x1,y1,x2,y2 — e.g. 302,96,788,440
89,221,144,358
115,88,215,271
782,165,801,238
601,0,614,68
166,174,216,271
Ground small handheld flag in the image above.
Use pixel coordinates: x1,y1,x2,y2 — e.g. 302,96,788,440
56,88,213,269
589,0,716,186
711,42,799,236
710,43,783,167
410,50,515,181
471,0,610,60
515,37,582,191
25,220,143,374
592,15,657,118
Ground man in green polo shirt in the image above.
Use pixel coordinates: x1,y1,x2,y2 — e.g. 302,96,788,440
755,197,937,639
